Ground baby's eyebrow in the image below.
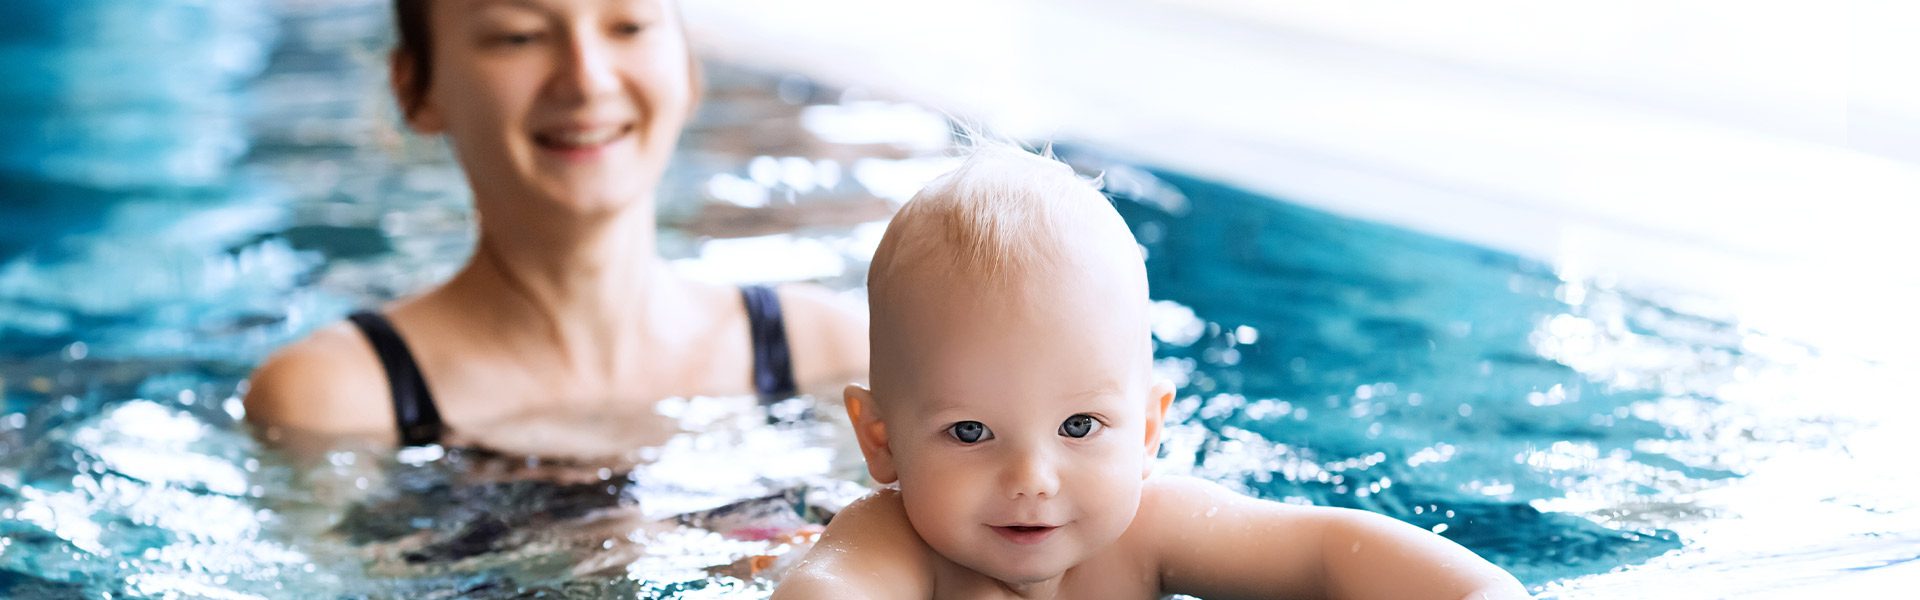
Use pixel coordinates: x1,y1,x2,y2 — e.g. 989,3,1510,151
917,395,974,415
1066,383,1127,400
915,384,1125,411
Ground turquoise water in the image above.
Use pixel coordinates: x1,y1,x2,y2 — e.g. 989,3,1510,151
1096,160,1695,584
5,1,1917,598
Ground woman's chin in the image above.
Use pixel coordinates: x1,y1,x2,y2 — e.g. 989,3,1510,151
519,176,656,219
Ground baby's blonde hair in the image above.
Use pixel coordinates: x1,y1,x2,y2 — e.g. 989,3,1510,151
863,140,1153,404
867,142,1124,300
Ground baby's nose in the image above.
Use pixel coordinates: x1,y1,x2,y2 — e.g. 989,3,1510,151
1002,452,1060,499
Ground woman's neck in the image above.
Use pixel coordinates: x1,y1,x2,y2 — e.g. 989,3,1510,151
446,202,681,383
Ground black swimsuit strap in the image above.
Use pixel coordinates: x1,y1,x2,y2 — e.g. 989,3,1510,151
347,311,445,447
346,288,791,445
740,285,798,403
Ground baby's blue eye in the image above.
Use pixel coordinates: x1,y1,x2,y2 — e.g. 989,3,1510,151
948,421,992,444
1059,414,1099,438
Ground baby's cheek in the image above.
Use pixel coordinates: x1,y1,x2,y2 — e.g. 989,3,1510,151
901,472,967,516
901,493,973,558
1097,439,1148,476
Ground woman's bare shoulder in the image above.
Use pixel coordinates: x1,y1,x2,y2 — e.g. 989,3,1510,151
244,320,395,436
774,284,869,388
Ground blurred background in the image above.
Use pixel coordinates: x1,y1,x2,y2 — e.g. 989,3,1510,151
688,0,1920,365
2,0,1916,598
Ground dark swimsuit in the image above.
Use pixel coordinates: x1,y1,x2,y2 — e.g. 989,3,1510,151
347,285,799,447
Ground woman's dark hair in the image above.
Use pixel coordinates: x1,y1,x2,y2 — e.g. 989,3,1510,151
393,0,432,118
389,0,700,120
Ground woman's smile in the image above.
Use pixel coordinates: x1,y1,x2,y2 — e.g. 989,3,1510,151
532,121,636,162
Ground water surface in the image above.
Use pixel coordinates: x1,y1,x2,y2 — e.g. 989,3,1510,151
4,2,1916,598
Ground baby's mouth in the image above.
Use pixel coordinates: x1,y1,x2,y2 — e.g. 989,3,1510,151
991,524,1060,545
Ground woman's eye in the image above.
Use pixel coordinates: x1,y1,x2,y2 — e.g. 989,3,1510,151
610,21,648,38
948,421,993,444
1059,414,1100,438
489,32,543,47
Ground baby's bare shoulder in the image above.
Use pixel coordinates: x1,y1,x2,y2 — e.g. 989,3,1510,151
822,488,914,537
777,489,932,600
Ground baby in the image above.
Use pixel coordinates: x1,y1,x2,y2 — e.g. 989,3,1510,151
775,145,1527,599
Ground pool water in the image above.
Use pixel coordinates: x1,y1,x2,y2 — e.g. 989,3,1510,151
5,1,1917,598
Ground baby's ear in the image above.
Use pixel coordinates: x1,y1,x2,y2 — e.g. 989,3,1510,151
1142,379,1176,478
844,384,898,484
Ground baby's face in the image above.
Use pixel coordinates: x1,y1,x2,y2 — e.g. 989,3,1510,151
866,259,1168,585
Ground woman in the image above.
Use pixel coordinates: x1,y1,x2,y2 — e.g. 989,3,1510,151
245,0,868,457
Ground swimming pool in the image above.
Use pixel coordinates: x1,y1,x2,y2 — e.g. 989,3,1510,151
4,1,1917,598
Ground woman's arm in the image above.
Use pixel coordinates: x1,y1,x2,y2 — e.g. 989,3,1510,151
1145,476,1527,600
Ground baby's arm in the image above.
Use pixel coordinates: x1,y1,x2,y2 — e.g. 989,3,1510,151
1143,476,1528,600
772,489,934,600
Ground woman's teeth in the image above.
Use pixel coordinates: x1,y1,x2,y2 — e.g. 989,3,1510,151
540,126,627,148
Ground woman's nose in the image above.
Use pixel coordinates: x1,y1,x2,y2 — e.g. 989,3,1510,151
1003,450,1061,500
553,32,621,104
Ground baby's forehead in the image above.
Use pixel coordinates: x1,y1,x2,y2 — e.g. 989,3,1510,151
914,360,1133,395
879,241,1141,323
872,274,1150,390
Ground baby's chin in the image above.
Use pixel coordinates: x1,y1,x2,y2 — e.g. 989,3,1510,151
973,559,1073,588
941,541,1083,587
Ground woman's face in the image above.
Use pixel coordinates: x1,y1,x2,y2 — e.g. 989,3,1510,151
406,0,693,216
